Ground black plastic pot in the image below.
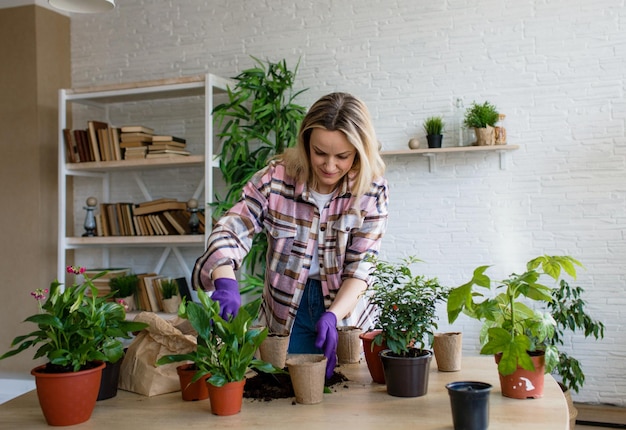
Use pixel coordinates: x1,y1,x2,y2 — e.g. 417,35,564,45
379,349,432,397
446,381,492,430
426,134,443,148
97,359,123,400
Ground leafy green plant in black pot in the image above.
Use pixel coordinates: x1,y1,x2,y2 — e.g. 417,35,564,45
423,116,445,148
212,56,307,296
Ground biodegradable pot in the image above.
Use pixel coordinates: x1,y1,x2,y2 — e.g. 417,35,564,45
359,330,387,384
446,381,492,430
97,359,123,400
433,332,463,372
162,295,181,313
379,349,432,398
495,351,545,399
120,295,135,311
207,379,246,416
426,134,443,148
31,361,105,426
259,333,290,369
337,326,362,364
285,354,327,405
176,364,209,401
473,126,495,146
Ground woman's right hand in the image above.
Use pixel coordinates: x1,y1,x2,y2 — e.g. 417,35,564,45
212,278,241,320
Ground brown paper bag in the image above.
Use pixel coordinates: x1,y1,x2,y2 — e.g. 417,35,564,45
118,312,197,396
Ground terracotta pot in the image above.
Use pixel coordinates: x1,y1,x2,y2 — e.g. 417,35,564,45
433,332,463,372
359,330,387,383
259,333,290,369
32,361,105,426
285,354,327,405
380,349,432,398
337,326,362,364
97,359,123,400
162,296,181,313
495,351,545,399
176,364,209,401
207,379,246,416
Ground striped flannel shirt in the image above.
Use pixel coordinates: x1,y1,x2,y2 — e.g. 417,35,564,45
192,160,389,334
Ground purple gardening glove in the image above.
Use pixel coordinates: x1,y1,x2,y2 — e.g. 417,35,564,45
315,312,338,379
211,278,241,320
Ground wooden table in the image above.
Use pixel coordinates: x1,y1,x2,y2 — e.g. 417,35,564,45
0,356,568,429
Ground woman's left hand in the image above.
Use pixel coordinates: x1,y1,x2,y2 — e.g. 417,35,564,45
315,312,338,379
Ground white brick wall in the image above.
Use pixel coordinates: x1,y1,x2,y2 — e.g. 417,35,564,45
68,0,626,405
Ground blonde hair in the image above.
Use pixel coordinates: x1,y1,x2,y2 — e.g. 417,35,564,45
282,92,385,198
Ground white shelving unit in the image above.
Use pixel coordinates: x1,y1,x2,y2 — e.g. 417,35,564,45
57,74,234,283
381,145,519,172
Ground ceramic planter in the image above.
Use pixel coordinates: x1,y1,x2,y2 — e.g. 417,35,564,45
337,326,362,364
31,361,105,426
495,351,545,399
207,379,246,416
97,359,123,400
259,333,290,369
446,381,492,430
285,354,327,405
433,332,463,372
359,330,387,383
380,349,432,397
176,364,209,401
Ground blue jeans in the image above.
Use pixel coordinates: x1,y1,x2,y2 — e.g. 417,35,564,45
288,279,324,354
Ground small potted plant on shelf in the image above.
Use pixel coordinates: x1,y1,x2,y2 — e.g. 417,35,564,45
423,116,445,148
110,273,139,311
0,266,147,426
156,289,283,415
159,278,181,313
365,255,448,397
463,101,499,146
447,255,584,399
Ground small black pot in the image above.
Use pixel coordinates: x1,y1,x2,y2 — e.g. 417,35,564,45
97,359,123,400
379,349,432,397
426,134,443,148
446,381,492,430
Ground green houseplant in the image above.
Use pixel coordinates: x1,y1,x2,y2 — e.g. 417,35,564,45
423,116,445,148
159,278,181,313
109,273,139,310
447,255,582,398
212,56,307,295
365,255,448,397
156,288,282,415
463,101,499,146
0,266,147,425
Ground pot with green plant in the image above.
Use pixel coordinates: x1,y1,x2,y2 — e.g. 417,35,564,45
109,273,139,311
423,116,445,148
159,278,181,313
156,288,283,415
463,101,499,146
211,56,307,297
365,255,448,397
0,266,147,425
447,255,583,399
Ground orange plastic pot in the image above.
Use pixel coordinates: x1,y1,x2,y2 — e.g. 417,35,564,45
360,330,387,384
207,379,246,416
495,351,545,399
176,364,209,401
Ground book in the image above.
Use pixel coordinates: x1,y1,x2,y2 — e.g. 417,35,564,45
97,127,112,161
147,149,190,156
62,129,79,163
120,132,153,143
137,273,158,311
120,125,155,134
109,127,122,161
174,277,194,303
74,129,91,162
133,199,187,216
151,135,186,143
148,142,187,150
142,274,163,311
162,211,187,235
87,120,108,162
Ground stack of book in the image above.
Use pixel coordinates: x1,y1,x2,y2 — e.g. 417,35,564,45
81,268,131,297
120,125,154,160
146,134,190,159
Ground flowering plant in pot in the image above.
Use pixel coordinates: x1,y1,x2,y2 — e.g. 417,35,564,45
156,288,283,415
0,266,147,425
447,255,582,399
365,255,448,397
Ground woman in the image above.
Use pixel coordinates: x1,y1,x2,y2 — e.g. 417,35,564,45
192,92,388,378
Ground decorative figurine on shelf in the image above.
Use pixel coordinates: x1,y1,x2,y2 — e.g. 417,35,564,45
187,198,202,235
83,196,98,237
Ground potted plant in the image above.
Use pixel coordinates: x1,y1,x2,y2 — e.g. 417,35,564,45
423,116,445,148
159,278,181,313
0,266,147,426
447,255,583,399
463,101,499,146
156,288,282,415
109,273,139,311
365,255,448,397
212,56,307,296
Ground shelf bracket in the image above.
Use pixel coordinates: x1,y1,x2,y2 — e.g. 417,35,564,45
423,153,437,172
497,150,509,170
